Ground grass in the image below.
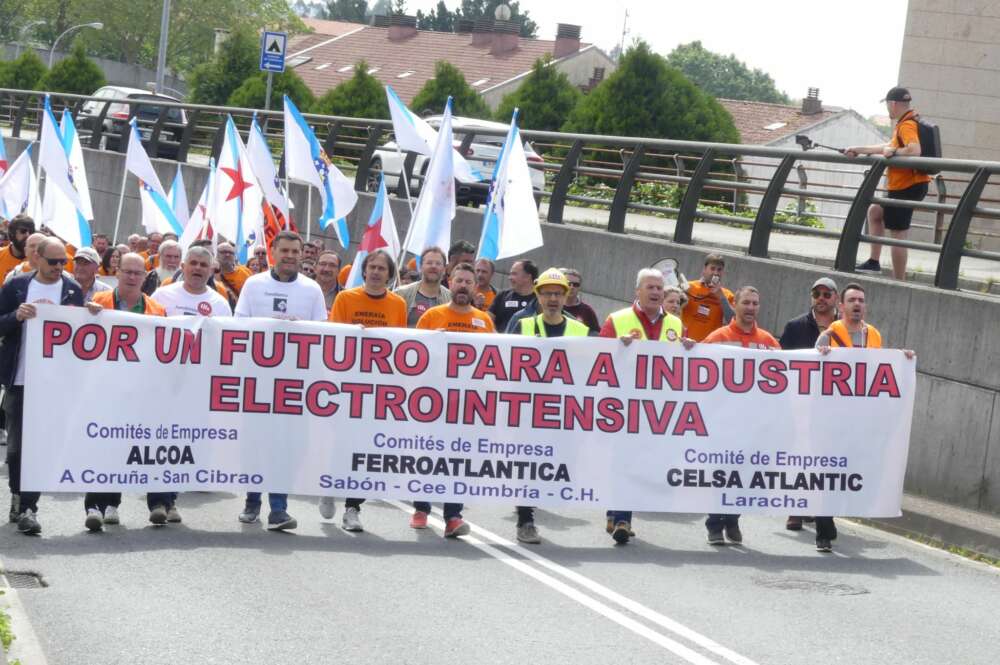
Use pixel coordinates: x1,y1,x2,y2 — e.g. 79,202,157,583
0,590,13,652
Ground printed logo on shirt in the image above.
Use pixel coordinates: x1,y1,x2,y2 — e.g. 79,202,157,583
697,305,711,318
273,297,288,313
197,301,212,316
505,300,521,307
666,329,678,341
471,318,486,328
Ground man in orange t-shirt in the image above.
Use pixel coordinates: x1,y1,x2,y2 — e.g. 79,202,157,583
325,249,406,531
682,253,735,341
0,216,34,280
701,285,779,547
409,262,492,538
215,242,253,296
846,87,931,280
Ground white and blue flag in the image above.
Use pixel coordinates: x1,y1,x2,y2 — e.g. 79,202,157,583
125,118,182,236
43,109,94,248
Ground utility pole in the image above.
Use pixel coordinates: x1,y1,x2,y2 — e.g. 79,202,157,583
617,8,629,62
155,0,171,95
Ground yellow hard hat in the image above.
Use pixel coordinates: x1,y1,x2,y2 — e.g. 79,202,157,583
534,267,569,293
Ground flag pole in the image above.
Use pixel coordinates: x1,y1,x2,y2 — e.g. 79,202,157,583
111,158,129,244
306,188,312,242
394,145,415,217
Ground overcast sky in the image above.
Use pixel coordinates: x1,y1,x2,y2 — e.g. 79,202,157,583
398,0,910,118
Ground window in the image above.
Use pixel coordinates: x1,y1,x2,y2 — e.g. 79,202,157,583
472,78,490,87
287,56,312,68
367,66,381,74
338,65,353,73
397,70,415,78
764,122,787,131
315,63,332,70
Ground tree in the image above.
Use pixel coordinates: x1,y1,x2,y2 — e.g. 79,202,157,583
563,41,739,144
416,0,537,38
37,39,106,95
0,51,48,91
411,61,490,119
415,0,452,31
187,28,259,105
666,41,790,104
311,61,388,118
228,70,315,111
322,0,368,22
495,56,581,132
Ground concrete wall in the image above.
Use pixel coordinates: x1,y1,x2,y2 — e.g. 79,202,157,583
3,45,187,97
899,0,1000,250
9,136,1000,516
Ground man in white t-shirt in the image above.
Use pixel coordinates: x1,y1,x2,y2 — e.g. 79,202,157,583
151,246,230,317
234,231,326,532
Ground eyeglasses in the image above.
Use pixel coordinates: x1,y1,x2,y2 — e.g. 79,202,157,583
43,257,67,266
811,290,834,299
567,281,581,288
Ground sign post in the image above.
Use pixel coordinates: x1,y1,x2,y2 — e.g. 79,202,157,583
259,31,287,111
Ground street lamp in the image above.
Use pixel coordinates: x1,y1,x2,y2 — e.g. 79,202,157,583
15,20,45,58
48,22,104,67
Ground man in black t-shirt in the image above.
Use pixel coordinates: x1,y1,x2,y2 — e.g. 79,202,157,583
488,259,538,331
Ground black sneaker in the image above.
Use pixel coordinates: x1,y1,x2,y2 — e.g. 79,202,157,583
725,524,743,544
816,539,833,552
611,521,631,545
786,516,803,531
707,529,725,545
17,509,41,535
149,505,168,525
856,259,881,272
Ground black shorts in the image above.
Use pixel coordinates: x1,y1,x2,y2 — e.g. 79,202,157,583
883,182,929,231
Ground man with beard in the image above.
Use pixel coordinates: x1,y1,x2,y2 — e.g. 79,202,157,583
779,277,840,533
235,232,327,532
394,246,451,327
85,253,167,530
410,262,495,538
216,242,253,298
324,249,407,532
91,233,110,257
0,216,34,280
682,253,735,342
815,282,915,552
140,240,182,295
473,257,496,310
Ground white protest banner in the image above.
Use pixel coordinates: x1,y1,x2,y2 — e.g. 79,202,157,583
23,306,915,516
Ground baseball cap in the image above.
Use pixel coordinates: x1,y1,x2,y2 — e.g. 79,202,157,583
75,247,101,264
882,86,912,103
811,277,837,292
534,267,569,293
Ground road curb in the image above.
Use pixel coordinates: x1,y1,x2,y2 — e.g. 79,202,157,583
853,494,1000,561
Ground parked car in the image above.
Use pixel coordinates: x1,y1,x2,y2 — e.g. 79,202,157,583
78,86,188,160
371,115,546,206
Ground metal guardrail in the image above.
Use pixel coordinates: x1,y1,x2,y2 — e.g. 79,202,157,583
2,87,1000,291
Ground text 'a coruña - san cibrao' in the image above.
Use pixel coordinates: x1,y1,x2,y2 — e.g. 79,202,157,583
198,331,903,435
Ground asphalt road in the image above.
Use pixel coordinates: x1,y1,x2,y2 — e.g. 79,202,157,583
2,474,1000,665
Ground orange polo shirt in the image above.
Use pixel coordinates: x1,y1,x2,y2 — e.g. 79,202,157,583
682,280,736,342
703,319,779,350
329,286,407,328
218,265,252,295
416,304,496,333
0,246,25,280
888,110,932,192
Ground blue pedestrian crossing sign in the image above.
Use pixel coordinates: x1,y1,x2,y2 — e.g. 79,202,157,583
260,31,287,73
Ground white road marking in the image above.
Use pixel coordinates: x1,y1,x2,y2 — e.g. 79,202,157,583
387,501,759,665
1,567,49,665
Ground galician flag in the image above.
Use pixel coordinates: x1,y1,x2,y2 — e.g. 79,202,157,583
386,85,483,184
125,118,182,236
477,108,543,261
212,115,264,264
283,95,356,247
39,96,86,219
404,98,456,256
42,109,94,248
180,158,215,253
0,146,38,219
247,112,291,221
169,163,190,231
0,126,8,178
345,174,400,289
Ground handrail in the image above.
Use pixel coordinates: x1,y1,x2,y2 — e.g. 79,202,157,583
1,87,998,292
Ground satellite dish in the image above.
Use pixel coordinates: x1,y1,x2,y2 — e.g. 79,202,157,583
494,4,512,20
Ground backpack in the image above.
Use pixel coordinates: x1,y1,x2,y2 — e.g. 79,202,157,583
898,113,941,175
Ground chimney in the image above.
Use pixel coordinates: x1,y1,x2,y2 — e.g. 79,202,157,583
372,14,390,27
802,87,822,115
213,28,230,55
388,14,417,40
456,18,474,33
471,17,493,46
490,19,520,55
553,23,581,59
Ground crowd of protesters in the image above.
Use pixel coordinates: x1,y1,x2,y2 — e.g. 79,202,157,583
0,214,913,554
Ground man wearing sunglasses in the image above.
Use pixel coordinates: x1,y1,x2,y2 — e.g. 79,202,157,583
778,277,840,533
0,237,84,535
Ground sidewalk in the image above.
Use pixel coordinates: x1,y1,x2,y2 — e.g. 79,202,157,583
547,203,1000,295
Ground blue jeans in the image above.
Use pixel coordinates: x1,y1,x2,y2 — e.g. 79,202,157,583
705,514,739,531
608,509,632,524
246,492,287,512
413,501,463,520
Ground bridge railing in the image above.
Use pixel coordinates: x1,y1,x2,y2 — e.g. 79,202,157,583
2,87,999,291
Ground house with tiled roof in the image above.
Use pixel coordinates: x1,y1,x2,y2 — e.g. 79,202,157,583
286,16,616,111
721,89,888,230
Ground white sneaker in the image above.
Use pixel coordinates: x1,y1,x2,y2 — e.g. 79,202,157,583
318,497,336,519
103,506,120,525
341,506,363,532
85,508,103,532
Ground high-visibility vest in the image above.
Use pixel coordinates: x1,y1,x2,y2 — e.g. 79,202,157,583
609,307,682,342
520,314,590,337
827,320,882,348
